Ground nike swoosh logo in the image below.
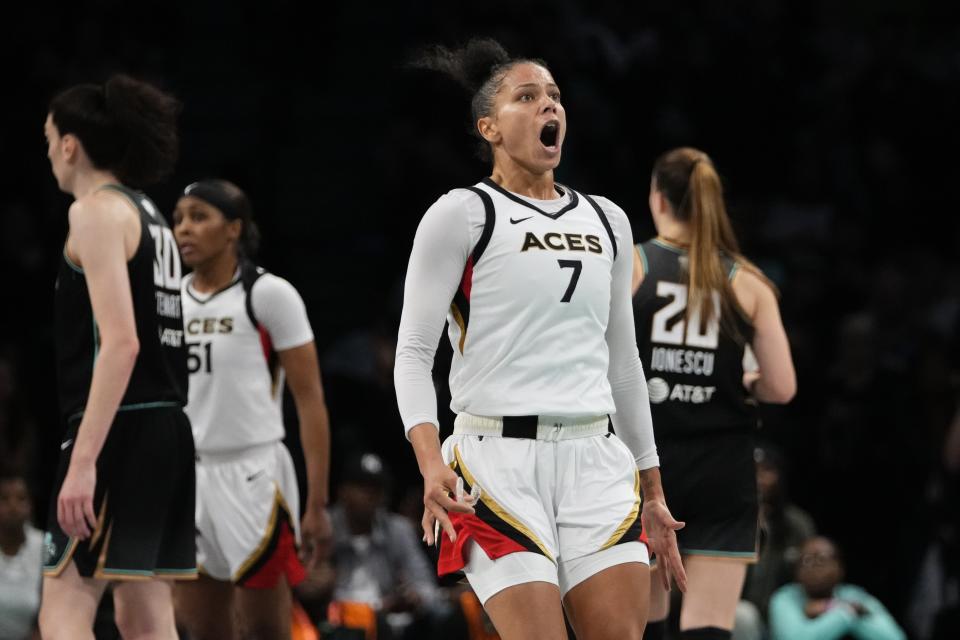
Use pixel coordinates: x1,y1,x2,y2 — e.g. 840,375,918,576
510,216,533,224
60,439,73,450
246,470,265,482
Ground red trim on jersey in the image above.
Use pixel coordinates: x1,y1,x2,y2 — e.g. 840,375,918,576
638,525,649,545
241,519,306,589
258,325,273,363
460,256,474,301
438,510,530,576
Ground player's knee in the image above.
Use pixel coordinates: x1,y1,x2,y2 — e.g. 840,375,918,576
38,607,70,640
115,605,176,640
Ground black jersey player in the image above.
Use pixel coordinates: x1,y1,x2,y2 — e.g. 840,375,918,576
633,148,796,640
40,75,195,639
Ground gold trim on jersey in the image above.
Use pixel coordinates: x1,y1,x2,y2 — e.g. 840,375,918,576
43,537,79,578
453,445,554,561
600,468,641,550
450,303,467,353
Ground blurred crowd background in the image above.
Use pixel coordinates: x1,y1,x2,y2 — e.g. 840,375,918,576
2,1,959,638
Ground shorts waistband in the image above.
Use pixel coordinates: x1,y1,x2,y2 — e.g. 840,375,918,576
454,413,612,441
195,441,276,464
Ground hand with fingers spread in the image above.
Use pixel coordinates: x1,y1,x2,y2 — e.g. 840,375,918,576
420,461,476,546
642,498,687,592
57,459,98,539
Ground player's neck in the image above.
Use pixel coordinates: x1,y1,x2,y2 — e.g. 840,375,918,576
70,169,120,200
655,218,691,246
192,252,239,294
489,163,557,200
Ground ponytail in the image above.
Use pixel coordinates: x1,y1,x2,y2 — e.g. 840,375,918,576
653,147,776,339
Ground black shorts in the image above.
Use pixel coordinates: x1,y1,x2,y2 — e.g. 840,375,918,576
43,405,197,580
657,430,758,559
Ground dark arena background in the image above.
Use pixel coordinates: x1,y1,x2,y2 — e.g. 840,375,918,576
2,1,959,638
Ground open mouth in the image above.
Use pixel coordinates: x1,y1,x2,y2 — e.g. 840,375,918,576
540,121,559,148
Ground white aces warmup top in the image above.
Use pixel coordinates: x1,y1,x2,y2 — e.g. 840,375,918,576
395,179,659,469
181,269,314,452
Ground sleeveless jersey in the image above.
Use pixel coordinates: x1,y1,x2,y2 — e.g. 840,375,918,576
181,263,313,452
633,238,756,437
445,178,622,417
55,184,187,421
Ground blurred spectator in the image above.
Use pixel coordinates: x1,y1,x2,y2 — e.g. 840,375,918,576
769,536,905,640
734,446,817,640
0,468,43,640
299,452,450,639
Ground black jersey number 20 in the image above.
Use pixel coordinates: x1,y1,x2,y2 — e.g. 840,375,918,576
558,259,582,303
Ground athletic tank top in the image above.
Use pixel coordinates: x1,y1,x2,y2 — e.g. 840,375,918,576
55,184,187,421
444,178,621,417
633,238,756,437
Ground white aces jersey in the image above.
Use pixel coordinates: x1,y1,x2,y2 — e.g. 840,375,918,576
417,179,624,419
181,267,314,452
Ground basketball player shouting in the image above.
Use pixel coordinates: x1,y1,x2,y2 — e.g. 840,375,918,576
395,39,686,640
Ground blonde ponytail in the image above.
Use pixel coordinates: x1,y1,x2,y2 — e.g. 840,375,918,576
653,147,777,340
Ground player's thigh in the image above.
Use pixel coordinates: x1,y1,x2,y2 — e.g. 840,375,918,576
113,578,178,639
236,580,293,640
484,580,569,640
174,575,236,639
562,557,649,640
678,555,749,631
39,560,107,638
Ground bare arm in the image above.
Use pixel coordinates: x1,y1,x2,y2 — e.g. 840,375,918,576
734,270,796,403
279,341,332,566
59,194,141,539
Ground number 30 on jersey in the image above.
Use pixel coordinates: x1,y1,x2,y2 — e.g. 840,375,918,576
651,281,720,349
149,225,181,290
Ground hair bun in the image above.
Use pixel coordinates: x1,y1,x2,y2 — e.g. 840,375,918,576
412,37,510,94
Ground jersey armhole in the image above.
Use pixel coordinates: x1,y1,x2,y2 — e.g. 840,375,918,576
461,186,495,263
581,193,618,259
635,243,649,277
728,262,741,282
240,261,268,328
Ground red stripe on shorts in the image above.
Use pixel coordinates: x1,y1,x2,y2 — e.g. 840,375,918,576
438,510,530,577
241,519,306,589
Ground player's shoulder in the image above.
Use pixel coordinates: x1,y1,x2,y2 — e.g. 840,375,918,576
731,264,772,294
420,185,490,230
435,185,489,212
584,193,629,223
250,271,304,306
69,188,129,223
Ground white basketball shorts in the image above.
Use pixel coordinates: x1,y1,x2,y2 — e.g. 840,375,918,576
438,413,649,603
194,440,305,587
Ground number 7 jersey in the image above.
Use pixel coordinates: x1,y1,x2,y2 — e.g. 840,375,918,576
432,179,624,419
633,238,756,436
